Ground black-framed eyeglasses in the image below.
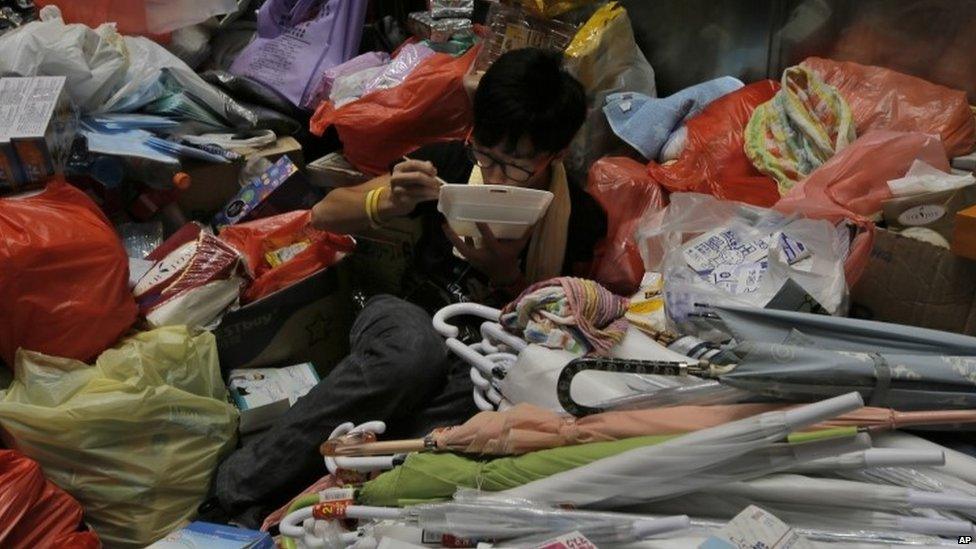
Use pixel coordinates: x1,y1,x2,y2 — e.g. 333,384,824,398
464,143,540,183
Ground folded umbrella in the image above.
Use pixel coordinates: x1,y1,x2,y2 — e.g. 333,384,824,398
558,345,976,415
632,493,976,538
357,435,671,507
356,430,862,507
712,305,976,356
785,447,946,473
722,341,976,410
501,393,865,508
279,499,690,547
705,473,976,515
324,402,976,457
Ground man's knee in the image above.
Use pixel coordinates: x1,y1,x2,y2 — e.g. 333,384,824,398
350,295,448,375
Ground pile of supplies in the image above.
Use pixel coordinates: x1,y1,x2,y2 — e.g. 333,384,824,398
0,0,974,547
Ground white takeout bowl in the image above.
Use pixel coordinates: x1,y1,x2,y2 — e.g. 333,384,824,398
438,184,554,240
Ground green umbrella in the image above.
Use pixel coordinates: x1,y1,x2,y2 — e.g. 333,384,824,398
358,435,672,507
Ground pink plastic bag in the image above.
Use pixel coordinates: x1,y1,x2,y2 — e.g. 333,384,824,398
585,157,666,296
776,130,949,284
779,131,949,218
802,57,976,158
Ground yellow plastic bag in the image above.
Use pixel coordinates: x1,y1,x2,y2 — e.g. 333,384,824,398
563,2,656,181
0,326,239,548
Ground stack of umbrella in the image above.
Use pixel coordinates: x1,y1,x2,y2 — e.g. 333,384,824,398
279,306,976,547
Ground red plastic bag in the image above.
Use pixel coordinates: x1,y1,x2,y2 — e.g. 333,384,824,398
219,210,356,304
310,47,479,175
647,80,782,207
802,57,976,158
0,450,96,549
0,182,136,367
586,157,666,295
776,130,949,285
35,0,167,41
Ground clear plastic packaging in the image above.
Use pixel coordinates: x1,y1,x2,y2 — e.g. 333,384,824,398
412,497,689,545
407,11,472,43
637,193,850,336
429,0,473,19
474,2,577,73
119,222,164,259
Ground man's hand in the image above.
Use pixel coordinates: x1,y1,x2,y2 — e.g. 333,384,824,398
383,159,442,217
444,222,533,286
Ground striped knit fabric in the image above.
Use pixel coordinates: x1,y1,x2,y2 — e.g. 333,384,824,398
501,277,630,356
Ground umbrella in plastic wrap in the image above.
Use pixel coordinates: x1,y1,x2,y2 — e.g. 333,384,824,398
631,493,976,538
279,499,690,547
323,402,976,457
555,346,976,415
500,392,867,508
702,473,976,515
784,447,946,474
875,431,976,487
712,304,976,356
720,341,976,411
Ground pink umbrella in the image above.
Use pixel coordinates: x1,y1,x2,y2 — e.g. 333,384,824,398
322,403,976,457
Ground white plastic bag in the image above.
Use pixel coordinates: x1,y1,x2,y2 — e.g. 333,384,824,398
99,35,253,128
0,13,129,113
887,159,976,197
638,193,849,336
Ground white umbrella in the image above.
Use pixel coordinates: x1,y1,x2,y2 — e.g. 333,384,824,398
874,431,976,487
705,473,976,515
279,501,690,547
631,494,976,538
784,448,946,473
501,392,865,507
411,502,690,546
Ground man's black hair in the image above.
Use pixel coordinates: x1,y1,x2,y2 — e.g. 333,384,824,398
473,48,586,156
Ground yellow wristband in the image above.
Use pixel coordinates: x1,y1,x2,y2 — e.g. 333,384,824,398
365,189,379,229
372,187,385,226
365,187,387,229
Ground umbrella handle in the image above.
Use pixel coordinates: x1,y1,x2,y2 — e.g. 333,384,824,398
473,387,496,411
324,421,388,474
556,357,692,417
433,303,503,338
480,322,528,353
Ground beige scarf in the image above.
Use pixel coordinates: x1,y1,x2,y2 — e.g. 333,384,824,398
467,161,571,283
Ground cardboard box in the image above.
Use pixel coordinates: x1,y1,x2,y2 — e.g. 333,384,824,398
953,204,976,261
307,151,370,189
212,155,322,228
178,136,304,219
0,76,78,193
851,229,976,335
882,184,976,243
147,522,272,549
215,265,353,371
228,363,319,433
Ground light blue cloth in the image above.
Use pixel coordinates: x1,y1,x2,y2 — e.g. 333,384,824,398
603,76,745,160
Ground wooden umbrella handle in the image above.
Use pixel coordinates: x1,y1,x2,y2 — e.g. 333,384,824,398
320,438,427,457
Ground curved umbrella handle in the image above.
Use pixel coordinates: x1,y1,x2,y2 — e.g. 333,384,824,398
323,421,389,474
480,322,528,353
557,357,692,417
432,303,503,338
